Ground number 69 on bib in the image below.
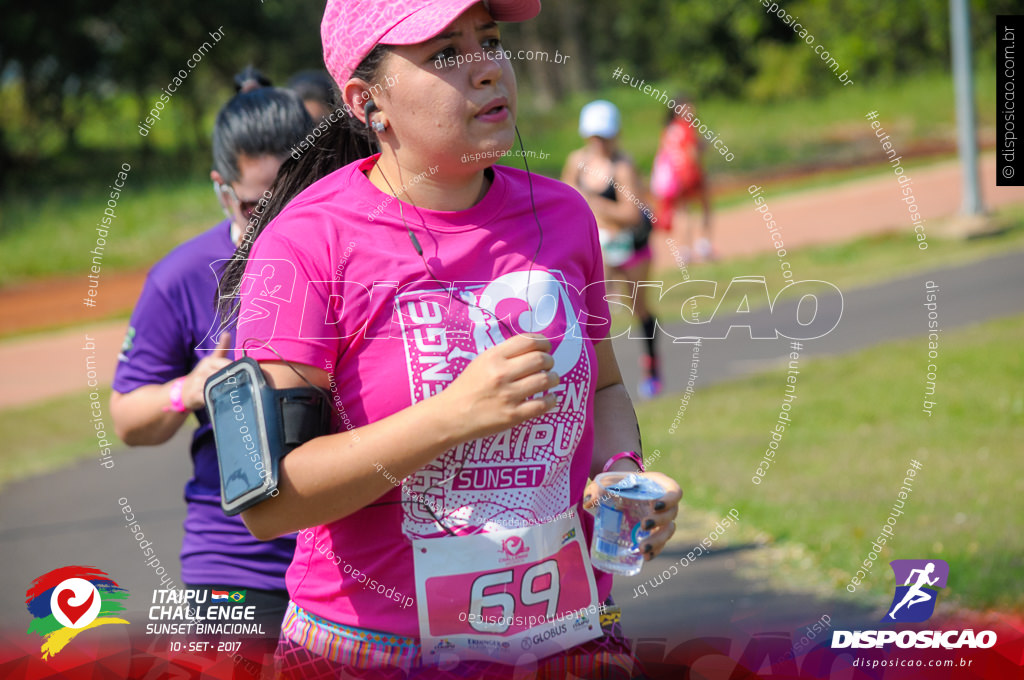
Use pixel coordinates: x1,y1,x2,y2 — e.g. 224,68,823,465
412,515,602,664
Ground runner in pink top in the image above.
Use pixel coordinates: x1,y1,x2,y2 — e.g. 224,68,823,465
240,152,612,626
218,1,682,677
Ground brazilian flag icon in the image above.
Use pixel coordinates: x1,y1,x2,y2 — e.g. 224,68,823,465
229,591,246,603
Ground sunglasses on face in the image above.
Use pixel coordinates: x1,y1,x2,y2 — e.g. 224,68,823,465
218,183,261,220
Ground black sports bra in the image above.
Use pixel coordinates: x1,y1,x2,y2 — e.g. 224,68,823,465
577,154,623,202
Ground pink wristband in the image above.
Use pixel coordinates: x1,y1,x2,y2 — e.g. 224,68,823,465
602,451,644,474
162,377,188,413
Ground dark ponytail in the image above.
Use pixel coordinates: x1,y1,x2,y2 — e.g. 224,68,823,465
217,46,392,326
235,66,273,93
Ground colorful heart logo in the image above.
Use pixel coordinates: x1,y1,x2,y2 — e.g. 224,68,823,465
26,567,129,659
56,588,95,625
48,578,101,629
503,536,525,556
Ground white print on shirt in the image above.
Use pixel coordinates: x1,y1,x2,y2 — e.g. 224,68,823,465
212,259,299,352
396,270,591,539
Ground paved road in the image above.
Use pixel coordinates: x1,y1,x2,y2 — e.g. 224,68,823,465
2,251,1021,653
616,248,1023,400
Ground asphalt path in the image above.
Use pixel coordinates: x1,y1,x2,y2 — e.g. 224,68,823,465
2,250,1021,655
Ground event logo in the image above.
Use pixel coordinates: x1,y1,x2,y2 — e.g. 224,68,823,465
25,566,129,659
883,559,948,623
571,613,592,631
500,536,530,562
833,558,996,650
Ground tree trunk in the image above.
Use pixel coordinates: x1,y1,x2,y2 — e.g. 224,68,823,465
520,18,556,111
0,126,12,190
554,0,593,93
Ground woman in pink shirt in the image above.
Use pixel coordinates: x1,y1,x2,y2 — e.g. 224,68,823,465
219,1,682,677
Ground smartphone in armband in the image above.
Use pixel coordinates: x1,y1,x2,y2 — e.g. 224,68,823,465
204,357,330,516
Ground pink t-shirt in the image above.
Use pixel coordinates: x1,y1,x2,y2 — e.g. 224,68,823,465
236,154,613,636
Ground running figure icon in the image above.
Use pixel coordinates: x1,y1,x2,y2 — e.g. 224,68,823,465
887,562,939,619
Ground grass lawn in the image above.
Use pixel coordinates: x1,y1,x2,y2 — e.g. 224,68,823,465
508,70,996,179
0,386,115,488
1,70,998,286
637,314,1024,612
0,179,221,287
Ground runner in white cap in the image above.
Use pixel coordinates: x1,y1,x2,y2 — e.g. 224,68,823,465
564,99,662,399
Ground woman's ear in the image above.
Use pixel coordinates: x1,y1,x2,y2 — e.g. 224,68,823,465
342,79,376,127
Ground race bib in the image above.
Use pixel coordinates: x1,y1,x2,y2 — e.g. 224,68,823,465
413,514,601,666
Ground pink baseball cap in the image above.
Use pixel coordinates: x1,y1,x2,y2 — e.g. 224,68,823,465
322,0,541,86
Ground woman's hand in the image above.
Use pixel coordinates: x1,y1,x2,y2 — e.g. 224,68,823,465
436,333,559,443
112,333,233,446
584,471,682,561
182,333,233,410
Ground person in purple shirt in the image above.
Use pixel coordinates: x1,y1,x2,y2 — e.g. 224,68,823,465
110,81,314,637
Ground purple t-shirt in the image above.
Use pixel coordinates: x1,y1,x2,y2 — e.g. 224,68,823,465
113,219,295,590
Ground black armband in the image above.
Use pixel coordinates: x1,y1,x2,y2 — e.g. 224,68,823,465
205,357,330,515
